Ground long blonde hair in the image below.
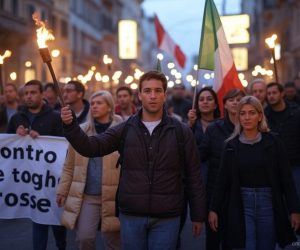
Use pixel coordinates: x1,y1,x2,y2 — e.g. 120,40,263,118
227,95,269,141
85,90,115,135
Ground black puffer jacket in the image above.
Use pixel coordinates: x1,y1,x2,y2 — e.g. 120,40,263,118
265,101,300,165
199,115,234,198
7,104,62,136
63,109,206,222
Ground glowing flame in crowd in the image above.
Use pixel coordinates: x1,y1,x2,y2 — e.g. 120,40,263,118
0,50,12,64
32,12,55,48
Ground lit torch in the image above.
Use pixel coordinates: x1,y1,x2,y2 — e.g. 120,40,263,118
0,50,12,94
265,34,279,83
32,13,65,106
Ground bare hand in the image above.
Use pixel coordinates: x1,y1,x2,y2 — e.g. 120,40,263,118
208,211,218,232
16,125,29,136
291,213,300,232
29,129,40,139
56,194,66,207
192,222,203,237
61,105,73,125
187,109,197,127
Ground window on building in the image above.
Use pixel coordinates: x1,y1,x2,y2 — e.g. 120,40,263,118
90,45,98,56
27,4,35,20
41,10,47,21
102,15,113,31
11,0,18,16
72,26,77,60
25,68,36,83
51,15,57,34
263,0,276,9
0,0,4,10
71,0,76,11
61,19,68,38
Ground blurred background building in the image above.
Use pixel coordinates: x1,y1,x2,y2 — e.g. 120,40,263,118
1,0,300,93
0,0,157,93
242,0,300,84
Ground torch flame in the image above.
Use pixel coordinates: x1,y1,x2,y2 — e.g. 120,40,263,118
32,12,55,48
265,34,277,49
0,50,12,64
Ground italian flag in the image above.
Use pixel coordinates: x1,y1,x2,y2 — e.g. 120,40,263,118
155,15,186,68
198,0,243,113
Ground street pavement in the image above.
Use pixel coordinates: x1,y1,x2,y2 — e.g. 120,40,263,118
1,218,299,249
0,215,205,250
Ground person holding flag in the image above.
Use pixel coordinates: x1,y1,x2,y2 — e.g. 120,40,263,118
194,0,244,116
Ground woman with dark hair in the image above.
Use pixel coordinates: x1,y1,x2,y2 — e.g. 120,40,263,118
188,87,220,130
209,96,300,249
187,87,220,182
199,88,245,250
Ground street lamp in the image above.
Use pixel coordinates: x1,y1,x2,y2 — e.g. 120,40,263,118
0,50,12,94
265,34,279,82
51,49,60,58
103,54,113,92
156,53,163,72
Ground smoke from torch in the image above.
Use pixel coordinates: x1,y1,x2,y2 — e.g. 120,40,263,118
32,12,65,106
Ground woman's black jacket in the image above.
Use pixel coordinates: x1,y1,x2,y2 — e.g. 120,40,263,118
210,132,300,248
199,115,234,198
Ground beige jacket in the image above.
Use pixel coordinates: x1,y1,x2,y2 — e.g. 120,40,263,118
56,115,123,232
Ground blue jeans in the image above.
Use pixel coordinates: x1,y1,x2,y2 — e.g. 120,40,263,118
32,222,66,250
119,213,180,250
241,187,276,250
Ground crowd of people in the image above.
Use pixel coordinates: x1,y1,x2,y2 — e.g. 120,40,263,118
0,72,300,250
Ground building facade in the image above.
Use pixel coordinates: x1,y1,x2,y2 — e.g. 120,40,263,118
242,0,300,83
0,0,157,94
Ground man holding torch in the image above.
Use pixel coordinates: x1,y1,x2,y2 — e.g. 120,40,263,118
29,13,67,250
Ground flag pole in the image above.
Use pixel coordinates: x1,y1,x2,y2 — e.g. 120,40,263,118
192,69,200,109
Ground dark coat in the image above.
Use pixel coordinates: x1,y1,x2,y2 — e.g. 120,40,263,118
0,105,8,132
265,101,300,165
210,133,300,248
199,115,234,197
63,109,206,222
0,104,20,132
76,99,90,124
169,97,192,122
6,104,62,136
192,119,206,150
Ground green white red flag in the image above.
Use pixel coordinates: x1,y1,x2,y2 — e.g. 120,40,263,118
198,0,244,113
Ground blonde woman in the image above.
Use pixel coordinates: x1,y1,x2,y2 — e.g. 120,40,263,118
56,91,123,250
208,96,300,249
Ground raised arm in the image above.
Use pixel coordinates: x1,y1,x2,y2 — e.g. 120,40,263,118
61,105,124,158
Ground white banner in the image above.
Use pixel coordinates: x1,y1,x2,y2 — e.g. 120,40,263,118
0,134,68,225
